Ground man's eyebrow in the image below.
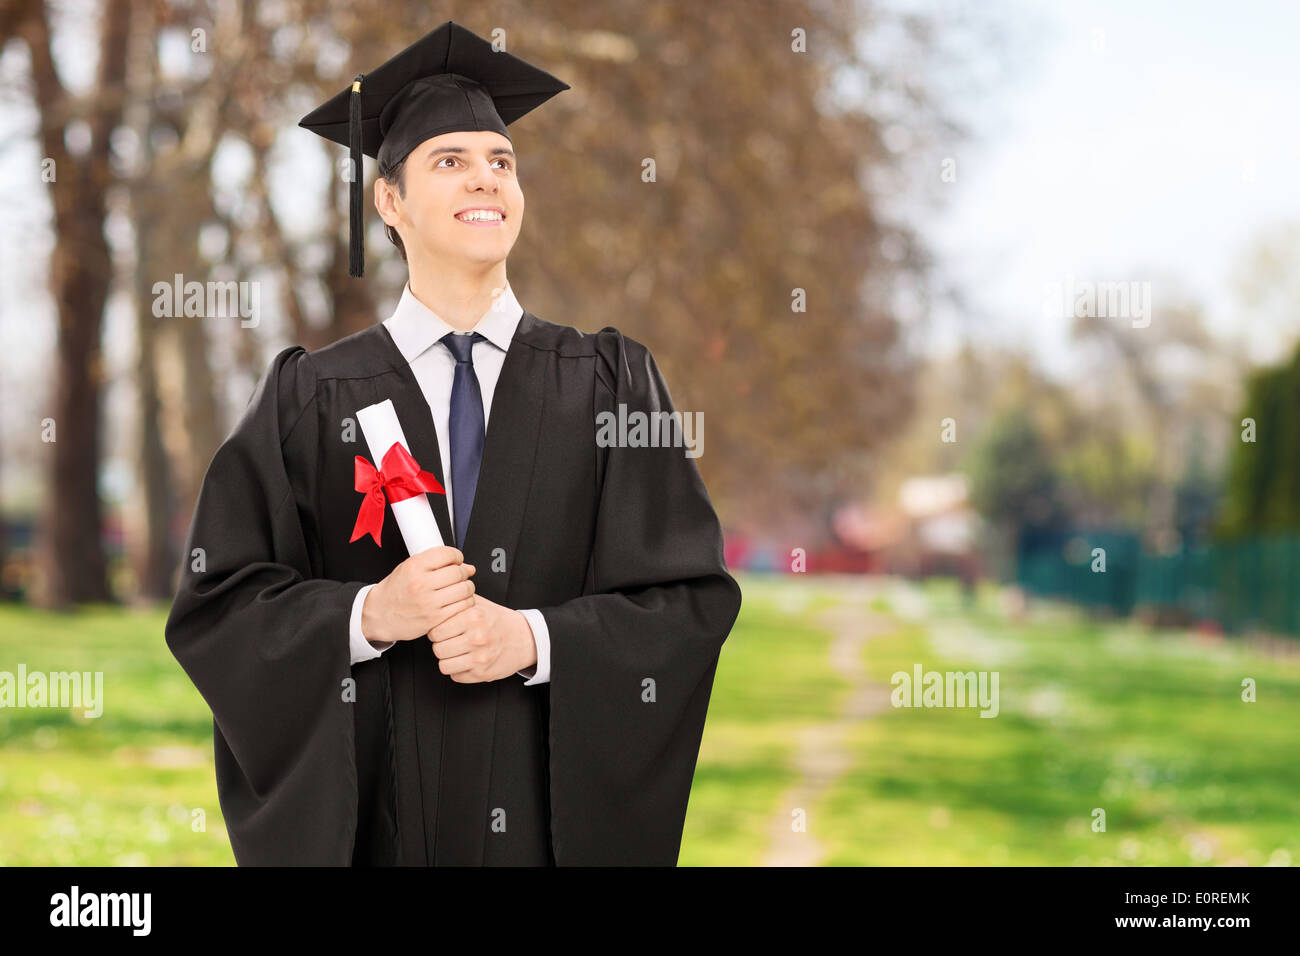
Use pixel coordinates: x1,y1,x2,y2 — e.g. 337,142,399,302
425,145,516,160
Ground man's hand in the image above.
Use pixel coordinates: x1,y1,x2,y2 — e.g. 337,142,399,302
361,546,476,645
428,596,537,683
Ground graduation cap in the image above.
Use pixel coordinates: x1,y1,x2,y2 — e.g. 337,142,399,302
299,20,570,277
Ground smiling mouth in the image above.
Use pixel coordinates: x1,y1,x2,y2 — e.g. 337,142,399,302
455,210,505,225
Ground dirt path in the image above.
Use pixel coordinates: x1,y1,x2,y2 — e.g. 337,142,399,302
760,584,898,867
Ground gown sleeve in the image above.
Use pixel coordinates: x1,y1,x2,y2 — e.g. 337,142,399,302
164,346,365,865
539,328,743,865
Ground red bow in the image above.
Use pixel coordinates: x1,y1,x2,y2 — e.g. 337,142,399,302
350,442,445,547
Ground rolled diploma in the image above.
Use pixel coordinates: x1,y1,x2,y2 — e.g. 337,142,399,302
356,399,445,554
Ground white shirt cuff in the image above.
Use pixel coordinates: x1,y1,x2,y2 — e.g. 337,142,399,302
349,583,394,664
516,608,551,685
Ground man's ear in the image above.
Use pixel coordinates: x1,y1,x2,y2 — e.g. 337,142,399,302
374,176,401,228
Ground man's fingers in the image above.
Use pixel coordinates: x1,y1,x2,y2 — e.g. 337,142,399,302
428,606,475,642
432,634,473,659
437,650,476,676
416,546,461,570
417,546,463,571
426,562,474,590
428,579,475,611
429,595,475,630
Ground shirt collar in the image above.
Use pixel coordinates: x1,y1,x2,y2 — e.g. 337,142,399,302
383,281,523,362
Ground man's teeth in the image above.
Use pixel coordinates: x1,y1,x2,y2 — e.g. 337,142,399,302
457,210,503,222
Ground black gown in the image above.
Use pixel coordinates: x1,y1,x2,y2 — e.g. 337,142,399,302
164,310,742,865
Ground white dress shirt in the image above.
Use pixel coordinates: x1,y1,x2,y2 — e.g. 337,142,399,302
347,280,551,685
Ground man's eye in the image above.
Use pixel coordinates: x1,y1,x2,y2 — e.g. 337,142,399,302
437,157,511,170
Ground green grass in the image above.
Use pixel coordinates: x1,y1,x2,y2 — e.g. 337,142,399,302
4,576,1299,865
679,574,845,865
0,604,235,865
817,580,1300,865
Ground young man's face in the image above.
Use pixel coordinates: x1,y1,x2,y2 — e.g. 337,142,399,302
379,129,524,270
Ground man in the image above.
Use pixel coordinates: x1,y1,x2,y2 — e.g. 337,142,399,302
164,21,742,866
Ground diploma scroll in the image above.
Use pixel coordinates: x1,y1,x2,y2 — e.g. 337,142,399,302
356,399,445,554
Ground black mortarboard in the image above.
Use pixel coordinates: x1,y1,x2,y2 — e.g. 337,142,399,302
299,20,570,277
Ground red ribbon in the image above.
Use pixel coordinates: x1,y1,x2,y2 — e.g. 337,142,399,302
349,442,446,547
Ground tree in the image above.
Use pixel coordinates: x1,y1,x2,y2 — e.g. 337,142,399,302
278,2,974,538
1218,346,1300,538
12,0,131,606
967,406,1067,543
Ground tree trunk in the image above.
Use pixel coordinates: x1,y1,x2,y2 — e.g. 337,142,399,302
126,2,177,601
22,0,132,607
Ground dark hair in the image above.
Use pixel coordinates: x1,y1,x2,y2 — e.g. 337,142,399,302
379,154,409,262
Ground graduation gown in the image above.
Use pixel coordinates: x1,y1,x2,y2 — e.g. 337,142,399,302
164,311,742,865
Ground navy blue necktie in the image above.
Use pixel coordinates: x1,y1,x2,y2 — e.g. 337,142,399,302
441,331,486,549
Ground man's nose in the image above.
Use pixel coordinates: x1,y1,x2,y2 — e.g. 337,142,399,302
468,160,498,190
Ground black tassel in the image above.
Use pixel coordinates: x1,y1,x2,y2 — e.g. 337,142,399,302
348,73,365,278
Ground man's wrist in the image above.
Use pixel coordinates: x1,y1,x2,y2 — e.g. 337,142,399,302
360,583,391,646
349,584,393,664
515,610,538,670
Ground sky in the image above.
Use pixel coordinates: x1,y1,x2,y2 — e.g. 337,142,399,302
925,0,1300,374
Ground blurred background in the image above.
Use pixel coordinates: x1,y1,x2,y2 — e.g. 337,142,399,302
1,0,1298,865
